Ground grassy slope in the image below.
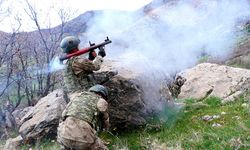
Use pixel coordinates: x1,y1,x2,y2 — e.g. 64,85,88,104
3,97,250,150
102,97,250,150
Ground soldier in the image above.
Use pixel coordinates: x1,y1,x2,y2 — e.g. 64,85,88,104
57,84,110,150
60,36,106,93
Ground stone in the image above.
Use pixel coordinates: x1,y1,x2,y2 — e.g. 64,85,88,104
221,112,227,115
12,107,33,128
179,63,250,103
202,115,213,121
241,103,248,107
19,89,67,144
212,123,222,127
4,135,23,150
95,61,172,131
103,75,147,131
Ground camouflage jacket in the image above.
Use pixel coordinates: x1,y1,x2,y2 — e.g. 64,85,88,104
62,91,108,131
63,56,103,92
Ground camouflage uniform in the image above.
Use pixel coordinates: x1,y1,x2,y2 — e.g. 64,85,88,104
63,55,103,93
57,91,109,150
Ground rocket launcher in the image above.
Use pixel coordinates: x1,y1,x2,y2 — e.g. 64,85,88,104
59,37,112,62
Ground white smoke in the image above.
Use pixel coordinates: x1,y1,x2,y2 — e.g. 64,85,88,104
81,0,250,110
85,0,250,71
26,57,65,76
49,57,65,72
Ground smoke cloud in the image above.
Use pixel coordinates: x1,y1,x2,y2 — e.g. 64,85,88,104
85,0,250,72
48,57,65,73
81,0,250,111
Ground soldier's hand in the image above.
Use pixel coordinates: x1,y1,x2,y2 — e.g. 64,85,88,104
88,50,97,60
98,46,106,57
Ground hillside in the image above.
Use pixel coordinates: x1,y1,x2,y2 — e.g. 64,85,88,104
0,0,250,149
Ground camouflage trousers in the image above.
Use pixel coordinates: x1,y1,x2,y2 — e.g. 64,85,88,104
57,117,107,150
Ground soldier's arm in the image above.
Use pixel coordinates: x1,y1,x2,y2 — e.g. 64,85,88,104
72,56,103,75
97,98,110,130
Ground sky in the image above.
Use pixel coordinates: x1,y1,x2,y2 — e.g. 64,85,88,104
0,0,152,32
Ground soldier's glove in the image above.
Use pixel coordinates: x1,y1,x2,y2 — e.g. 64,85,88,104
98,46,106,57
88,50,97,61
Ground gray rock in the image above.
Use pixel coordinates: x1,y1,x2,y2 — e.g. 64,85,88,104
12,107,33,128
19,89,67,144
212,115,220,119
202,115,220,122
96,64,172,131
212,123,222,127
4,135,23,150
103,75,147,131
179,63,250,103
202,115,213,121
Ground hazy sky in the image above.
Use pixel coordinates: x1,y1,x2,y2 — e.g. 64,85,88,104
0,0,152,32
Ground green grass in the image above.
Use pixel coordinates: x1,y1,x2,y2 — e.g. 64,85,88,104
20,139,60,150
2,97,250,150
198,55,211,63
101,97,250,150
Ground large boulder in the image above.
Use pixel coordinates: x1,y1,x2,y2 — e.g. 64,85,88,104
95,61,147,130
96,60,172,131
179,63,250,103
19,89,67,144
104,75,146,131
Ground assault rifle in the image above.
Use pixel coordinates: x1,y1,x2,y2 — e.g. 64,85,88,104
59,37,112,62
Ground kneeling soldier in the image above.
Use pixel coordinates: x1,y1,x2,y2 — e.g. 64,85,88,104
57,84,110,150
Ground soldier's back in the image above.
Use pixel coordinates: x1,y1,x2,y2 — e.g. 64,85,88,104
62,91,101,124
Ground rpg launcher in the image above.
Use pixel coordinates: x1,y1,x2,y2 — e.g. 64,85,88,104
59,37,112,62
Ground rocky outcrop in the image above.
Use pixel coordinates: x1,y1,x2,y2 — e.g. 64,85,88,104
179,63,250,103
18,89,67,144
97,61,172,131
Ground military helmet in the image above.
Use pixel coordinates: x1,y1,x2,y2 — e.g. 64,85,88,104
60,36,80,53
88,84,108,98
